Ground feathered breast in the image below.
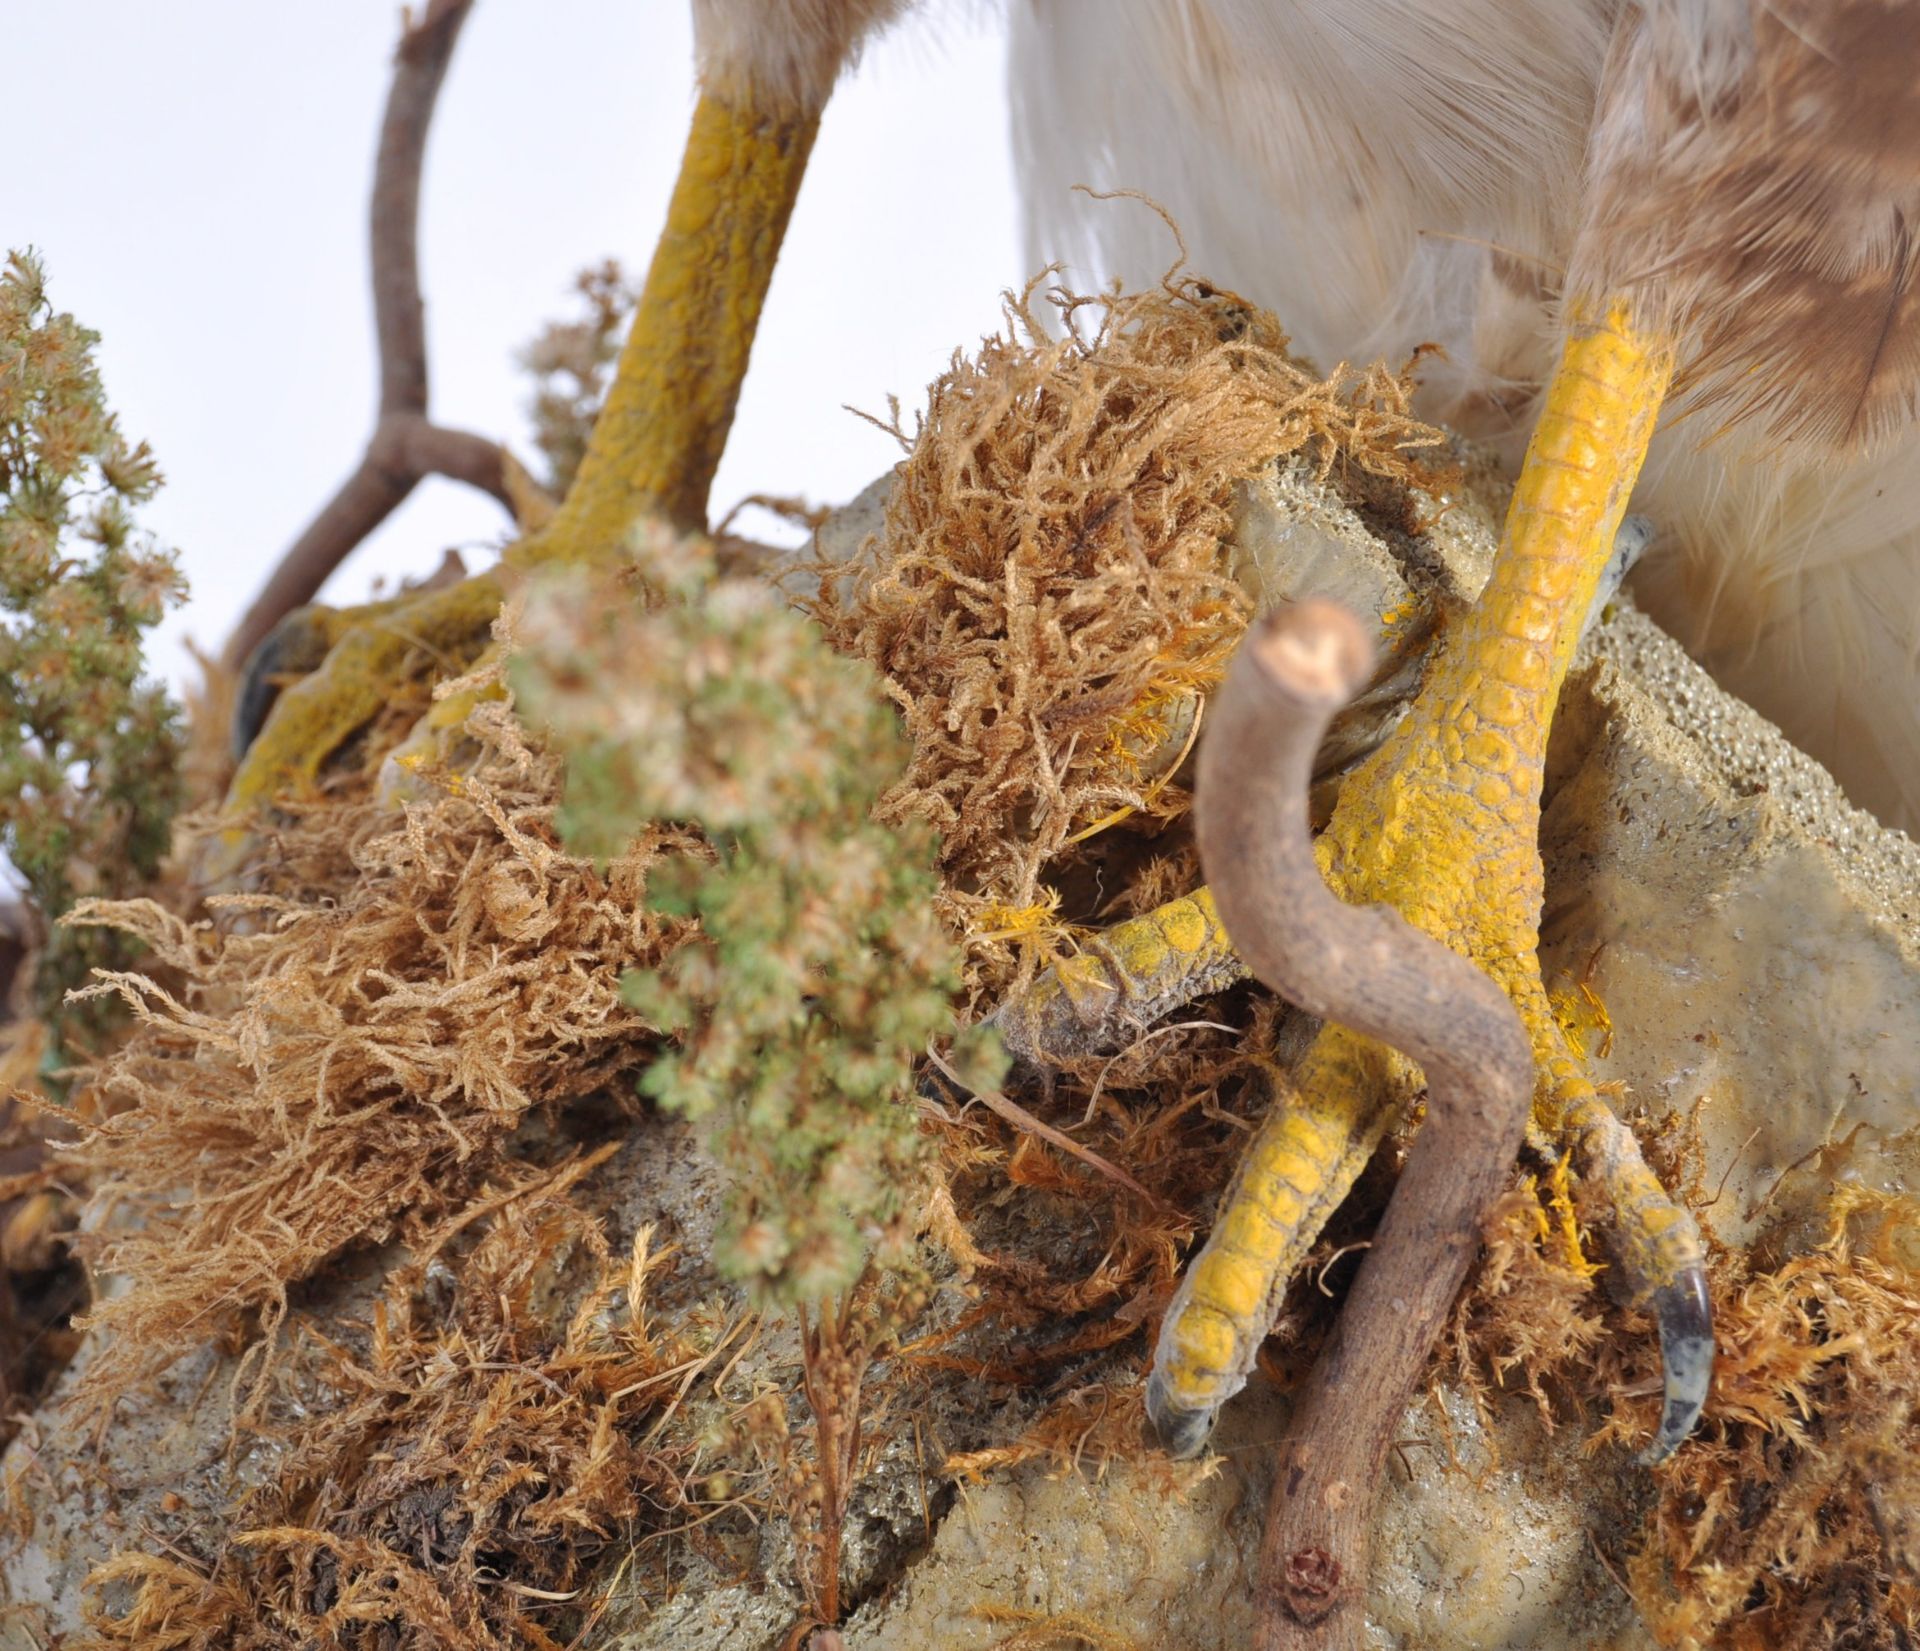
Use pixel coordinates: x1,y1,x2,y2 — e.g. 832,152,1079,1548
1574,0,1920,455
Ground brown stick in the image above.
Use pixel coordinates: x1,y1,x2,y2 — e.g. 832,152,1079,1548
221,0,510,674
1191,600,1533,1651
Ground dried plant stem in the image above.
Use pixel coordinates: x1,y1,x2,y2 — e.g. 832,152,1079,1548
222,0,510,674
791,1285,895,1645
1192,601,1532,1651
798,1297,860,1629
923,1045,1157,1205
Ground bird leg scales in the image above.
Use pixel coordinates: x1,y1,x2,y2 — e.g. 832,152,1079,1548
994,888,1247,1063
1009,305,1713,1462
221,88,817,825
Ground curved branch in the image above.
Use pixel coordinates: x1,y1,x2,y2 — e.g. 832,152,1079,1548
1190,600,1533,1651
371,0,463,416
222,0,509,674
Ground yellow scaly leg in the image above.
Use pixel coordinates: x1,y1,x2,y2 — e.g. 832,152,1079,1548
1013,307,1712,1461
995,889,1244,1062
220,88,817,830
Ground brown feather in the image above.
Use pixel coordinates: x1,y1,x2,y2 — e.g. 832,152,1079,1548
1574,0,1920,453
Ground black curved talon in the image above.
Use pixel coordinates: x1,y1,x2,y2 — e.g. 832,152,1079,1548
1639,1265,1714,1465
1146,1368,1217,1461
1579,513,1655,639
232,604,339,758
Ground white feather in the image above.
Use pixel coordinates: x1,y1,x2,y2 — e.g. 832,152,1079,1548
1010,0,1920,831
695,0,913,110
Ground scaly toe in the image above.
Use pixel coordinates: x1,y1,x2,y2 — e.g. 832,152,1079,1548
231,603,348,758
1561,1090,1713,1460
223,568,505,814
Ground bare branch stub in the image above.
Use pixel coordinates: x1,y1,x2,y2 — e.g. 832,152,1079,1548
222,0,511,675
1191,599,1534,1651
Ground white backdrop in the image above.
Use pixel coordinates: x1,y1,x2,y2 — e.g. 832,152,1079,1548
6,2,1022,690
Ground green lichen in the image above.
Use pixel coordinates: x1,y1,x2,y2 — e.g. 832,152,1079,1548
0,249,185,1042
511,522,960,1303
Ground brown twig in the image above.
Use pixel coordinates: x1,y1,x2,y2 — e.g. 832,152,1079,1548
222,0,510,674
1191,600,1533,1651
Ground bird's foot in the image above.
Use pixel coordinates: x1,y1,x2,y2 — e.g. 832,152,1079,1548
209,81,820,883
199,569,508,886
227,568,505,797
1044,708,1710,1464
1003,304,1710,1462
989,499,1657,1065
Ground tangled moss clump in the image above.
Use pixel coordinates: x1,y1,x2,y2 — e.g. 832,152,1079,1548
804,260,1448,1008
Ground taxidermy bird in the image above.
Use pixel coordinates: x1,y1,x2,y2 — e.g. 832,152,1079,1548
226,0,1920,1472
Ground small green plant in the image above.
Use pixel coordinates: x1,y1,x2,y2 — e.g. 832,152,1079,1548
512,523,963,1303
0,249,185,1043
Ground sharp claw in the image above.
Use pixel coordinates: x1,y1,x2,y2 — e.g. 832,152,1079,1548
231,605,338,758
1611,511,1657,576
1581,512,1656,638
1146,1369,1217,1460
1638,1264,1713,1465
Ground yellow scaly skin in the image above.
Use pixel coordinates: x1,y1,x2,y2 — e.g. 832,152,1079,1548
1004,308,1712,1461
220,89,817,827
1151,1026,1407,1443
994,890,1245,1058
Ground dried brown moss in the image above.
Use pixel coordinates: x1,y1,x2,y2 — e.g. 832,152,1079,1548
1443,1174,1611,1437
804,259,1447,998
0,1029,82,1440
77,1170,723,1651
1623,1190,1920,1650
1445,1134,1920,1650
51,698,696,1423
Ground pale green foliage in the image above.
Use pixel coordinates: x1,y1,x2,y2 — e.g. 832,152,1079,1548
0,250,185,1036
511,524,959,1303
